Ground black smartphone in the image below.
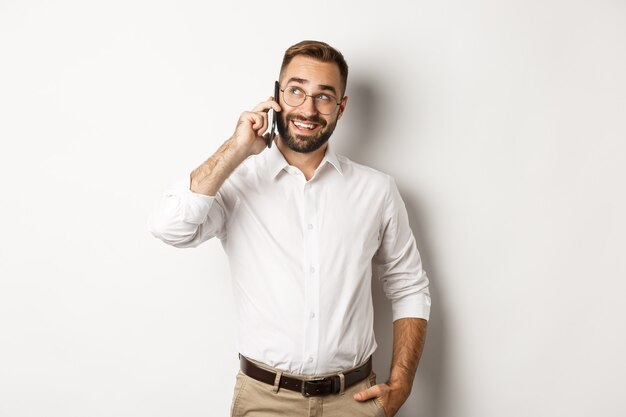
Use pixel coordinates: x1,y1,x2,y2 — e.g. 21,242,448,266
267,81,280,148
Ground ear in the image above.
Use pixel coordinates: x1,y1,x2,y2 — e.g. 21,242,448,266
337,95,348,120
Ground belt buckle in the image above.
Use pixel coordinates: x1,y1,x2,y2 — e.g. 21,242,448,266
301,377,334,397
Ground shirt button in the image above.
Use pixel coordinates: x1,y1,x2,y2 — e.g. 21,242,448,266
309,311,316,319
308,357,314,363
307,223,314,230
310,266,316,274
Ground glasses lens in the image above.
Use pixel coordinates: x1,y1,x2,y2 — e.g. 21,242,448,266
282,86,338,115
315,97,335,115
283,86,305,107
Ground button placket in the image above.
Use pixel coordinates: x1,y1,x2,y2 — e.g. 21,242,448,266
301,181,320,373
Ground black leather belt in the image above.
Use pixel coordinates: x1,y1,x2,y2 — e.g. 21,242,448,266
239,354,372,397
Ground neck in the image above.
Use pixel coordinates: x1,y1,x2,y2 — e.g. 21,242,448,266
276,137,328,181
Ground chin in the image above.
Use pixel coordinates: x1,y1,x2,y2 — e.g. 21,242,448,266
277,115,335,154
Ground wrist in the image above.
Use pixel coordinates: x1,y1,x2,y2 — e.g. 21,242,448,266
386,377,412,397
227,134,257,161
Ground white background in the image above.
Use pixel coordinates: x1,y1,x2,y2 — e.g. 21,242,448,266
1,1,625,416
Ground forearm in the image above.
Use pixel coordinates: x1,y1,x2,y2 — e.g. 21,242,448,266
353,317,427,416
387,318,428,400
190,137,249,196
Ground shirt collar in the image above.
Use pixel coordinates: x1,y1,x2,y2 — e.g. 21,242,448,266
266,144,291,178
322,143,343,176
265,142,344,179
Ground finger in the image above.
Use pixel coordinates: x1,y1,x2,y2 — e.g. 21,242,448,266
353,384,388,401
244,112,262,129
252,112,268,136
239,112,264,136
252,99,282,113
269,95,282,111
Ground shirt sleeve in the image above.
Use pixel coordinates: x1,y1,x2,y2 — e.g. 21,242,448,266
372,176,431,321
147,175,228,248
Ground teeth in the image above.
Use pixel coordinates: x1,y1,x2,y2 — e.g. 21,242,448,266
293,121,315,130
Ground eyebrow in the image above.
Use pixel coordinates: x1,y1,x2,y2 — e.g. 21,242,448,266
285,77,338,96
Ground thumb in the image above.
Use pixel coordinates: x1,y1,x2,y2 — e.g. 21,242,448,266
353,383,388,401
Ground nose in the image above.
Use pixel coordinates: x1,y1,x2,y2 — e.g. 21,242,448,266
300,95,318,116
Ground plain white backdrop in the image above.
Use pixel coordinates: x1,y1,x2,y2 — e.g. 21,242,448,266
1,1,625,416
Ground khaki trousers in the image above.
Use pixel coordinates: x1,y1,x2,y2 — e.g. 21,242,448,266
230,359,386,417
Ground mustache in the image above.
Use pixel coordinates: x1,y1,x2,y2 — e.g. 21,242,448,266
287,114,327,127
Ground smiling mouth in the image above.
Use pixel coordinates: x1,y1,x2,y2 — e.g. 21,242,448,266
292,120,317,130
290,120,323,134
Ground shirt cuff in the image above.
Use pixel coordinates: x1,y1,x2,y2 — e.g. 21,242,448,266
391,293,431,322
166,178,216,225
181,191,215,224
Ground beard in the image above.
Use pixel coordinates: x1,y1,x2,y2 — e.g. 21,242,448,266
276,112,338,154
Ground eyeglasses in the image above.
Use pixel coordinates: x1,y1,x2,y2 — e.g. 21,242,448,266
280,85,342,115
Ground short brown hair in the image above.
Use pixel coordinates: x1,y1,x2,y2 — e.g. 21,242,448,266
280,40,349,95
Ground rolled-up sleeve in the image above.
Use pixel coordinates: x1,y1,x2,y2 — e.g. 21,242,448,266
373,177,431,321
147,176,227,248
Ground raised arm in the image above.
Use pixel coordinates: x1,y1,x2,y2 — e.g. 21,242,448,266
190,98,281,196
148,98,281,247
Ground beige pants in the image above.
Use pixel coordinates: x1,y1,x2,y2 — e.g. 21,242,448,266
230,360,386,417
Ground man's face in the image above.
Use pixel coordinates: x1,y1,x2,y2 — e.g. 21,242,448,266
276,56,347,153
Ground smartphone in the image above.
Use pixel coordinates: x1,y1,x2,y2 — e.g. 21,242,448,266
267,81,280,148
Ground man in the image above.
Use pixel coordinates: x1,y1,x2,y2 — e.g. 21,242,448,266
148,40,430,417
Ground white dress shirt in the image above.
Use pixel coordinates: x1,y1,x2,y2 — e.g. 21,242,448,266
148,144,430,375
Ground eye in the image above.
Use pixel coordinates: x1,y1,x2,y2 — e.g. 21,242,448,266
315,94,331,102
287,86,303,96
